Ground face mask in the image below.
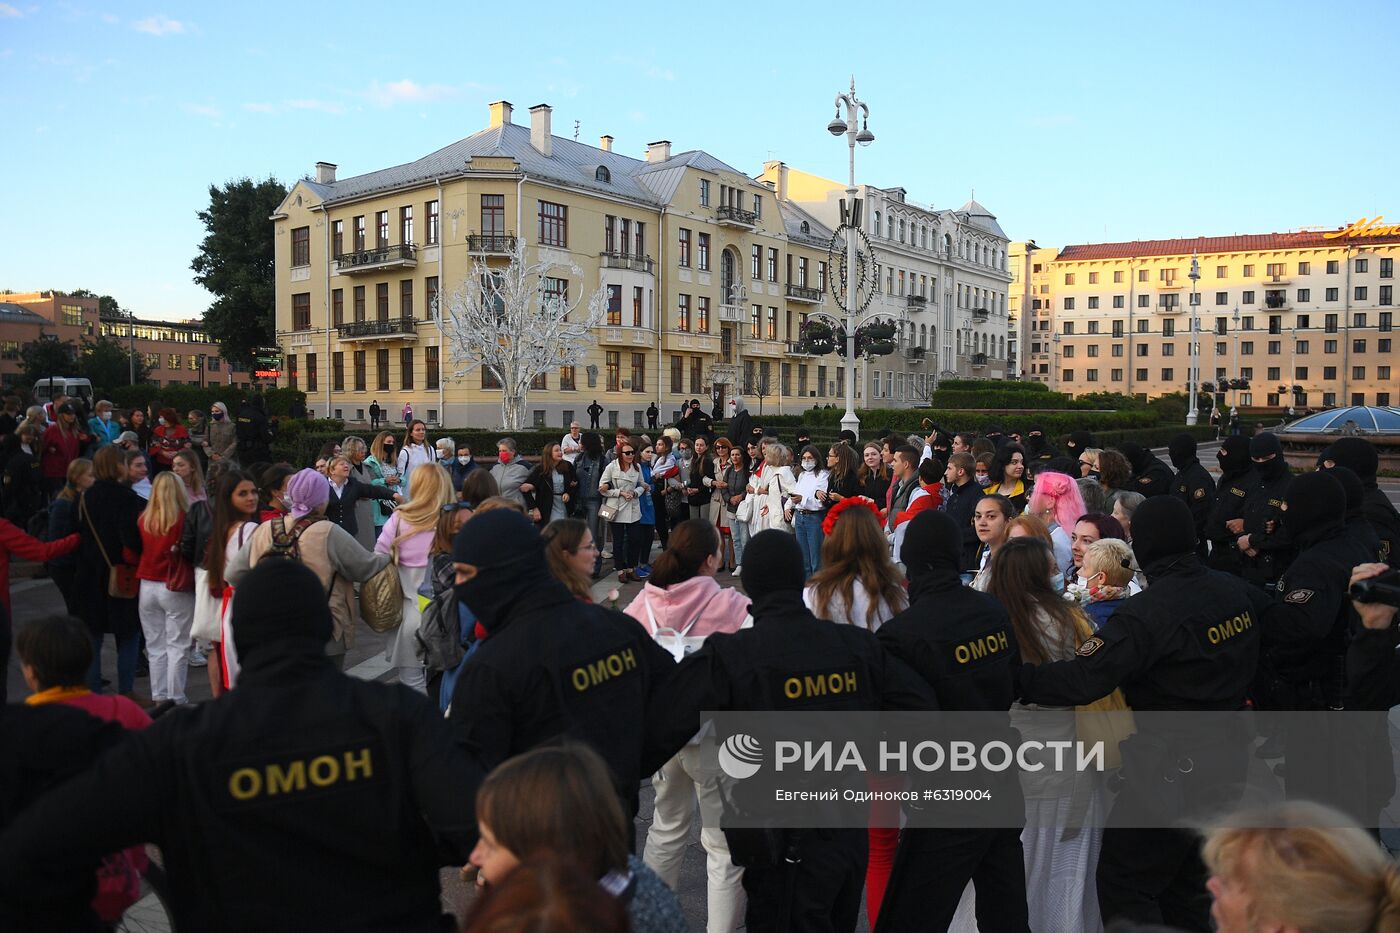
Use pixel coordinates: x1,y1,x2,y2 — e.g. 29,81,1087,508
498,451,512,463
1076,575,1094,590
801,459,816,471
100,411,111,422
975,473,991,487
457,456,470,465
384,440,394,448
157,418,166,426
212,411,223,421
680,450,692,461
1049,573,1066,594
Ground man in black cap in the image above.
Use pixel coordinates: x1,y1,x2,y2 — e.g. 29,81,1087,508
1017,497,1265,929
1204,436,1255,575
983,424,1007,450
645,530,935,933
1117,442,1173,498
0,561,482,932
449,509,676,818
1237,432,1296,587
876,512,1029,933
1323,436,1400,568
1167,433,1214,557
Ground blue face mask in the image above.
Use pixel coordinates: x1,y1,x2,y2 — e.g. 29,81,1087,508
1049,573,1066,595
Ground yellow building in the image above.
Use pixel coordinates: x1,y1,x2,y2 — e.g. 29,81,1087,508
272,100,845,430
1018,226,1400,408
1007,241,1057,382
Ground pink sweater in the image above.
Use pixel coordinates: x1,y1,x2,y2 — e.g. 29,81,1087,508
374,511,434,567
624,575,750,638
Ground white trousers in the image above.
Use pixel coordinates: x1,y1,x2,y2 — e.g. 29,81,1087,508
138,580,196,703
644,742,746,933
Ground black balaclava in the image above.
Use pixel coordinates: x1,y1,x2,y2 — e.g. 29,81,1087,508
1217,436,1252,479
1250,432,1289,481
1118,442,1152,473
1023,426,1046,458
1168,433,1199,470
1128,496,1198,577
1322,465,1365,523
1325,437,1380,486
1066,430,1096,455
1282,471,1345,546
232,560,334,663
900,511,964,602
453,509,570,632
740,530,808,620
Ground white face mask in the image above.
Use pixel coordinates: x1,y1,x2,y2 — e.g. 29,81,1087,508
457,456,470,465
801,459,816,471
1076,575,1094,589
157,417,166,426
100,411,111,422
975,473,991,487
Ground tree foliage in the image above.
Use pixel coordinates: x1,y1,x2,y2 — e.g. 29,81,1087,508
79,334,151,392
20,338,78,386
190,177,287,368
66,288,125,318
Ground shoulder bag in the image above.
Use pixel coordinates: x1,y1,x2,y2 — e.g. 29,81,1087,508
599,465,629,523
360,532,405,634
165,528,195,593
81,492,138,600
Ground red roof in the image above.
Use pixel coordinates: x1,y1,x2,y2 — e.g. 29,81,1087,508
1056,227,1400,262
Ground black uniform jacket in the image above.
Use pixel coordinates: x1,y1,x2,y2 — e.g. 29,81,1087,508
1361,485,1400,568
1018,555,1265,711
1172,461,1216,549
0,649,482,933
1262,524,1374,683
449,587,677,814
1205,467,1255,574
1240,469,1296,582
1131,457,1175,499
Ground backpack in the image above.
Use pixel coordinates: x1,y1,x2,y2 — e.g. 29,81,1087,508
265,514,322,561
415,554,465,672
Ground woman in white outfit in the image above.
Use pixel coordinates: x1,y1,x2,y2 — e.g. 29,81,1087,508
625,519,751,933
189,469,259,697
754,442,795,534
395,418,434,501
376,463,455,693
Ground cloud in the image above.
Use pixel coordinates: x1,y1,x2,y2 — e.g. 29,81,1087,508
133,14,187,36
1026,114,1080,129
183,103,221,118
0,3,21,17
365,79,460,107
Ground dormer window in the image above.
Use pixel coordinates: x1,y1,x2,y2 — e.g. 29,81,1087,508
595,166,611,183
800,221,810,234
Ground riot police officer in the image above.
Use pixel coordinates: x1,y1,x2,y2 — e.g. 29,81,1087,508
1016,497,1264,929
1167,433,1214,556
645,530,936,933
1237,432,1295,588
235,394,273,464
1204,436,1254,574
1324,436,1400,568
0,560,483,932
1118,442,1174,498
875,511,1029,933
1325,465,1384,563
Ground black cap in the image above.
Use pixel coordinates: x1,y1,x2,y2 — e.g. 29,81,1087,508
232,561,333,659
1283,471,1345,541
741,530,805,599
56,402,77,416
1128,496,1197,570
900,511,963,579
1250,432,1283,459
1325,436,1379,482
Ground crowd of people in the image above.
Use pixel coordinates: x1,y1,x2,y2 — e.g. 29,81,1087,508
1,387,1400,933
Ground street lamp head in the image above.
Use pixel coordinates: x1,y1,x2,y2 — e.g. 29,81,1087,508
827,113,848,136
855,124,875,146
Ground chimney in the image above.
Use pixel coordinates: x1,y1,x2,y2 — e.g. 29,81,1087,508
488,100,513,128
763,160,788,201
600,134,614,152
646,140,672,164
529,104,552,157
314,161,337,184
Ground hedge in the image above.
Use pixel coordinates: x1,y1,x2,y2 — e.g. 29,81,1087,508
108,385,308,417
936,379,1050,393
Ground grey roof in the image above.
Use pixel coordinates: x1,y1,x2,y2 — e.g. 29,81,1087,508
312,125,754,210
0,302,49,324
776,200,835,248
958,199,1007,239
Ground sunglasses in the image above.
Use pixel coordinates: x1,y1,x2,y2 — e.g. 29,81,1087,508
441,502,474,513
621,449,635,455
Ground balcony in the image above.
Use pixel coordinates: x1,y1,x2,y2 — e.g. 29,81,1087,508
335,244,417,275
600,252,655,274
971,352,989,367
1265,292,1289,310
1263,274,1291,286
466,233,517,256
597,324,657,348
1156,278,1183,290
906,294,928,309
662,330,721,354
717,302,746,324
971,307,989,322
337,316,418,341
1156,299,1184,314
785,283,823,304
715,205,758,229
742,336,787,358
905,345,927,361
785,340,821,357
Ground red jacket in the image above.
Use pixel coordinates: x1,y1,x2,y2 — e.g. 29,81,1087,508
136,514,186,582
40,424,85,481
893,482,944,530
0,519,80,611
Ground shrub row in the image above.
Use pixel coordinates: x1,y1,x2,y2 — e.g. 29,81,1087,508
936,379,1050,393
108,384,308,418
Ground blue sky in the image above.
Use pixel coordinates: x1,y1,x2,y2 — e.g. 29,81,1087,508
2,0,1396,320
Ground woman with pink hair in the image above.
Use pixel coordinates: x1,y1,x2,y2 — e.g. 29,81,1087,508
1025,471,1084,577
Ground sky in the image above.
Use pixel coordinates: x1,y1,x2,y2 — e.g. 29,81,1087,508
2,0,1397,321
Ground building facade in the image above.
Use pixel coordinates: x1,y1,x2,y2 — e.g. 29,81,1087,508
272,99,987,429
1014,226,1400,408
0,291,250,390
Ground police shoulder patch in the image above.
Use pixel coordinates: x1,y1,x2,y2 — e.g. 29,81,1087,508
1076,636,1105,657
1284,589,1315,605
1138,476,1153,485
1194,487,1206,500
1231,487,1246,497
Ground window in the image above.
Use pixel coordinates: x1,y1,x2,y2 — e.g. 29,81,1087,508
353,351,367,391
481,367,500,389
1243,264,1254,277
291,226,310,266
1111,369,1123,382
426,200,439,245
1112,344,1124,357
331,220,344,258
1136,344,1148,357
1382,285,1393,305
696,296,710,333
425,277,439,319
332,352,344,391
399,205,413,245
1215,291,1228,305
292,292,311,331
1216,265,1228,278
376,283,389,320
558,364,574,391
677,294,690,331
1324,366,1338,380
1326,313,1338,333
1353,366,1367,380
767,248,778,282
633,222,645,257
398,347,414,390
287,354,298,390
766,306,778,341
543,276,568,312
1382,258,1394,278
538,201,567,247
1137,320,1150,333
481,195,505,236
1381,392,1393,406
1063,297,1075,310
678,228,691,267
1086,369,1099,382
699,179,710,207
1161,368,1174,381
1242,290,1255,305
375,348,389,391
753,194,762,219
670,356,683,393
1062,345,1076,359
353,215,366,251
1325,340,1338,354
1163,319,1175,337
1296,288,1310,302
376,211,389,248
1087,344,1099,357
750,304,761,339
400,280,413,318
1138,295,1150,308
1136,368,1148,381
1088,297,1099,310
1113,295,1124,308
425,346,439,390
1327,260,1339,274
1383,339,1394,353
1088,320,1100,334
632,287,644,327
1356,258,1369,273
1216,341,1228,355
1063,321,1075,335
1298,261,1311,275
352,286,366,322
698,233,710,271
1088,272,1099,284
1190,292,1201,306
606,285,622,326
630,353,645,392
1242,341,1254,355
1162,343,1175,356
605,352,620,391
530,371,547,391
751,245,762,279
1355,313,1368,327
1356,286,1368,301
1268,366,1280,380
1061,370,1074,382
1326,287,1339,301
1113,320,1124,337
1381,366,1392,381
331,288,344,326
1382,312,1393,332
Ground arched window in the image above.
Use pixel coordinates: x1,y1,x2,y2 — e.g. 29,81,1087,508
921,226,928,248
887,216,894,239
920,323,927,348
800,221,810,234
873,210,881,234
944,233,953,256
595,166,611,183
898,219,905,243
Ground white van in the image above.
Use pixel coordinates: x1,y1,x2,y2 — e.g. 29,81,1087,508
31,377,94,409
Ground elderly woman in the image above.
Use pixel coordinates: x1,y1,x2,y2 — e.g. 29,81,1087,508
490,437,532,508
86,400,122,451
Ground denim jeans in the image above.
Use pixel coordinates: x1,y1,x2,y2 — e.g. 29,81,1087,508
731,515,750,567
794,511,825,579
583,499,605,575
631,523,656,569
610,521,636,571
88,631,142,695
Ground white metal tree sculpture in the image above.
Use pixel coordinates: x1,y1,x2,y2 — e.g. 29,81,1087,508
441,243,608,430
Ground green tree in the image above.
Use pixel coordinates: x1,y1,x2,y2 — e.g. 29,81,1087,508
66,288,125,318
78,334,151,391
190,177,288,368
20,338,78,386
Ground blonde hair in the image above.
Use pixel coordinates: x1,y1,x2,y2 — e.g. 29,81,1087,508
58,458,93,503
369,431,396,463
1203,801,1400,933
1082,537,1134,587
141,471,189,537
474,495,527,515
764,443,791,467
393,462,455,537
1081,448,1102,471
